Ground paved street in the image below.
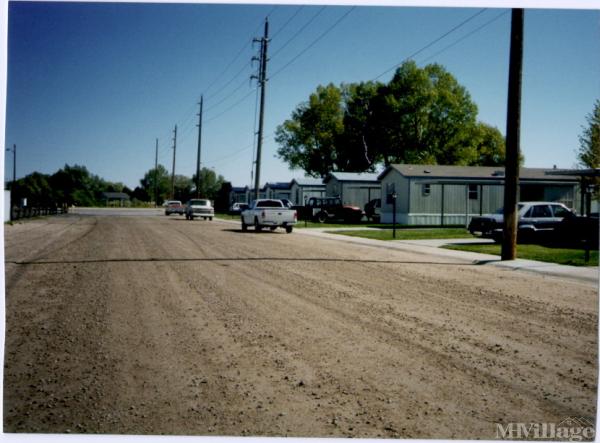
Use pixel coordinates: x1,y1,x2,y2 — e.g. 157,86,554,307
3,213,598,437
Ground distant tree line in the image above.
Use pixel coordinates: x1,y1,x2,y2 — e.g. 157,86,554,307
276,61,509,177
8,163,225,208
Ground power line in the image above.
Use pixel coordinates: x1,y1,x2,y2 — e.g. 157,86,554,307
373,8,488,81
270,6,326,59
270,7,355,80
271,5,304,40
203,87,258,125
420,10,509,64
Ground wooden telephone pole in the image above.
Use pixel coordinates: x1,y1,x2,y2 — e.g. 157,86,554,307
171,125,177,200
252,18,269,200
196,96,203,198
502,9,524,261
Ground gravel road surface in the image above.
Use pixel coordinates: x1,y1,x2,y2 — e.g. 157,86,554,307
3,214,597,437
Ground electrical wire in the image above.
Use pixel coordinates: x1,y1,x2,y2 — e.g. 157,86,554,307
270,6,326,60
420,10,509,64
270,7,356,81
270,5,304,40
372,8,488,81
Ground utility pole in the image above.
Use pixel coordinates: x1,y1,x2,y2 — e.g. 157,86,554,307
6,144,16,221
171,125,177,200
154,138,159,207
196,96,203,198
252,18,269,200
502,9,524,261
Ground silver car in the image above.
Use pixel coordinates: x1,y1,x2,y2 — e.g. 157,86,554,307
468,202,575,242
185,199,214,221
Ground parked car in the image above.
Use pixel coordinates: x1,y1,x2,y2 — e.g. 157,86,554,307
241,199,297,233
185,199,214,220
165,200,185,216
302,197,364,223
468,201,575,243
364,198,381,222
554,213,599,247
229,202,249,215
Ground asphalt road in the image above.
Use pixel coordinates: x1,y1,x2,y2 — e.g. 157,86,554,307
3,213,598,438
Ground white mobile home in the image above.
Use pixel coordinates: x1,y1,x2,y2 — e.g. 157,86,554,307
265,182,293,201
378,164,580,225
290,178,326,205
324,172,381,210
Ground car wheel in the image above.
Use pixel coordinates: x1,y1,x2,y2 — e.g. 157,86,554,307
317,211,327,223
286,226,293,234
209,217,213,221
254,217,262,232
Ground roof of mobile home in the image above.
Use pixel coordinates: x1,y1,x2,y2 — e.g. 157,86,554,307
378,164,580,182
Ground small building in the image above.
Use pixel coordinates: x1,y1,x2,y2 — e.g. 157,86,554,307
230,186,250,204
102,192,130,207
378,164,581,225
323,172,381,209
265,182,293,201
289,178,326,205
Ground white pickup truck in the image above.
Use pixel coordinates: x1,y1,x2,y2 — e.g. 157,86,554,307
241,199,297,233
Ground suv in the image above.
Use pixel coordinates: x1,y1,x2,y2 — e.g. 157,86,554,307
468,202,575,243
185,199,214,220
304,197,364,223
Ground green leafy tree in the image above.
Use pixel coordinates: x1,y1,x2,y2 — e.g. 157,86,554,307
577,99,600,168
467,123,507,166
192,167,225,200
173,174,194,202
12,172,55,207
275,83,345,177
275,62,503,176
139,165,171,204
49,164,98,206
340,81,382,171
371,61,479,165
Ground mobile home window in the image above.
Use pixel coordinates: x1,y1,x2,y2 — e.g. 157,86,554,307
422,184,431,196
468,184,478,200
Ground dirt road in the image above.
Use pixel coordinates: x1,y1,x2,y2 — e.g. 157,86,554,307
3,214,597,437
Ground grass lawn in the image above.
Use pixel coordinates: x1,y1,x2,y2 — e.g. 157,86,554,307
443,243,598,267
326,228,472,241
214,212,240,221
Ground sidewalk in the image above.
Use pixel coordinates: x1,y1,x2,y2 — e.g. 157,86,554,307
295,227,599,285
213,217,597,284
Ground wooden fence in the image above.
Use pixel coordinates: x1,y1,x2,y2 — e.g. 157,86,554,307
10,206,69,221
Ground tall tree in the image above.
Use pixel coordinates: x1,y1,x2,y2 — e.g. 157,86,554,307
577,100,600,168
275,62,502,176
371,61,479,165
275,83,345,177
139,165,171,204
340,81,381,171
192,167,225,201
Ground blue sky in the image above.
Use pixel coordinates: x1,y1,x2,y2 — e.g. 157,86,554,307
3,1,600,189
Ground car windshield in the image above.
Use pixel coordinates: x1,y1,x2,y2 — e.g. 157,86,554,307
190,200,208,206
494,204,524,214
168,201,182,206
